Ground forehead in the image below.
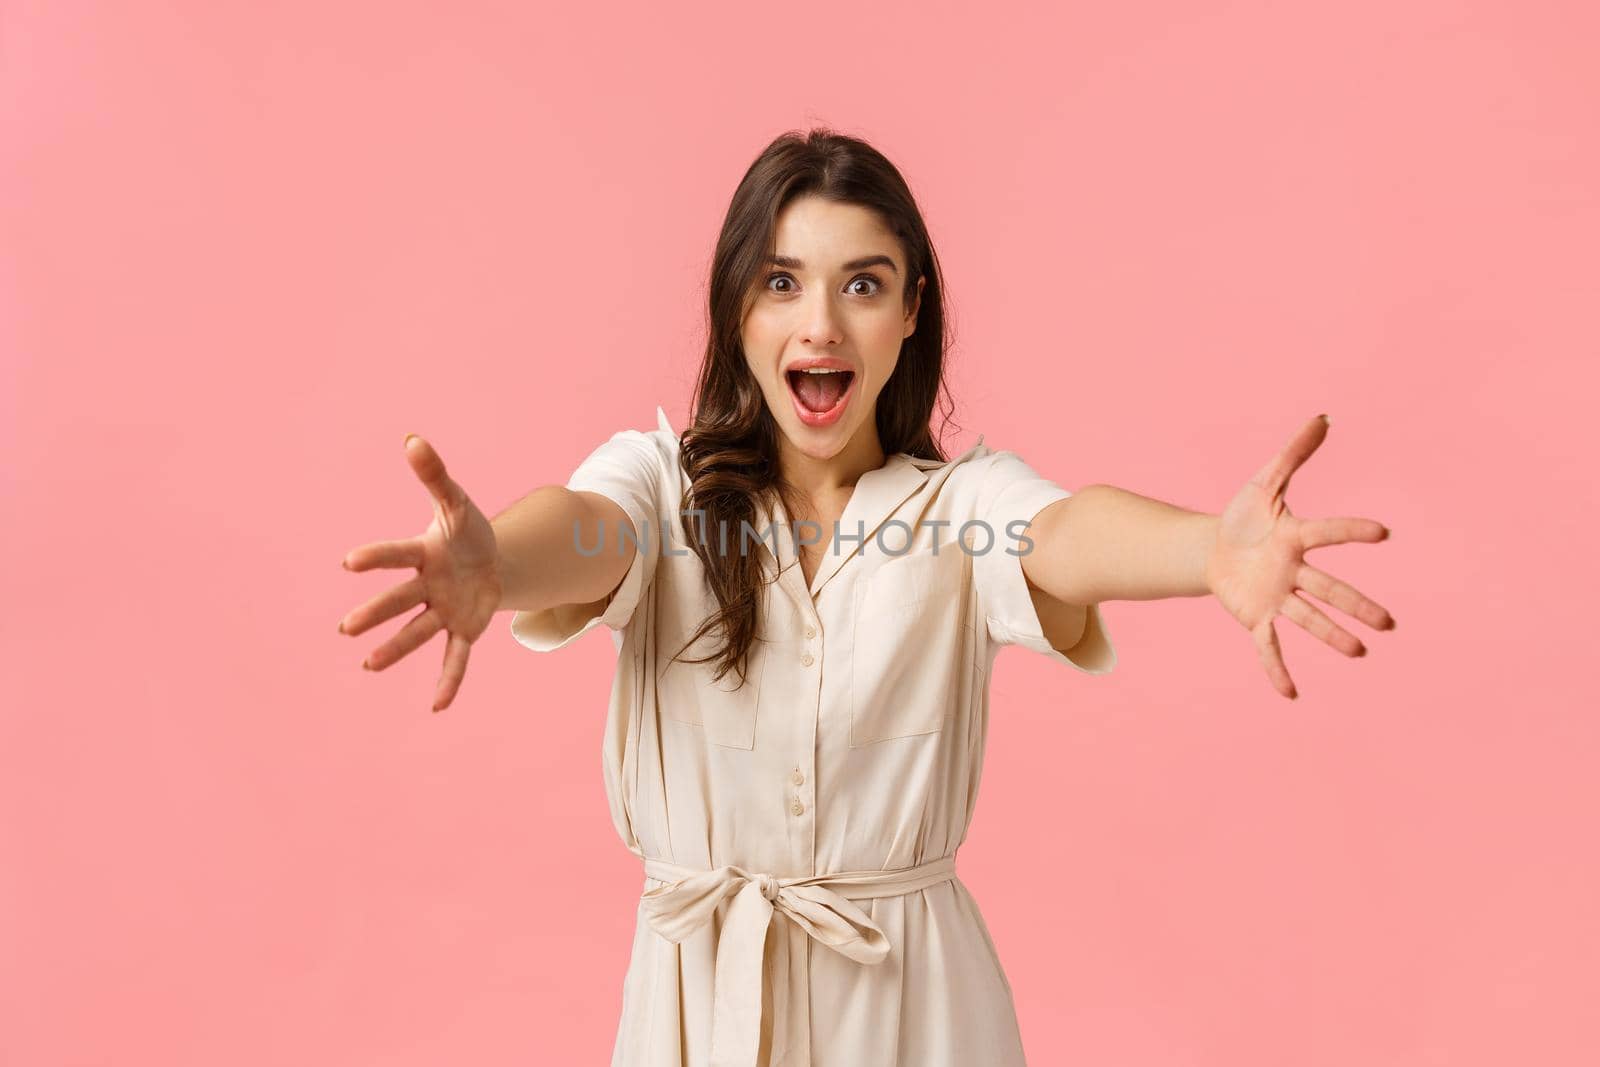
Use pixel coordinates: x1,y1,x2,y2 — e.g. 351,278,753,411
770,197,900,268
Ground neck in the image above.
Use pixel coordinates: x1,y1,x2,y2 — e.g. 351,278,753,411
776,425,889,504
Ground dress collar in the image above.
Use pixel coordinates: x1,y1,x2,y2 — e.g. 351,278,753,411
756,434,988,608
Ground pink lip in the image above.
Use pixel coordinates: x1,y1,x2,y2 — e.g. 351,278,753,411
783,357,858,428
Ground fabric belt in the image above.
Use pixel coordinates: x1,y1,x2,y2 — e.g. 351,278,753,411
639,853,958,1067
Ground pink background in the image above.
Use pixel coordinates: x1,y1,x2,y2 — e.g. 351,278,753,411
4,1,1596,1064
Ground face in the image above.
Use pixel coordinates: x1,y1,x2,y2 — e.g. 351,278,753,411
741,195,924,466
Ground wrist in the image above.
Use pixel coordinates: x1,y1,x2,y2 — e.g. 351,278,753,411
1197,512,1222,598
491,534,515,613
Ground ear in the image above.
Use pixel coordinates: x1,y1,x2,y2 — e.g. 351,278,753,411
904,274,925,338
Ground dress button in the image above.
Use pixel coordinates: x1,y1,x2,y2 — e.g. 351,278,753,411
791,798,805,816
791,769,805,786
800,652,814,666
805,625,816,639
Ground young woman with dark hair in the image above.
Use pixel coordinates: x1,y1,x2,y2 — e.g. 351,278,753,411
339,128,1395,1067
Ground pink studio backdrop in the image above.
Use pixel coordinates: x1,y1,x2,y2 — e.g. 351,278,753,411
4,2,1595,1065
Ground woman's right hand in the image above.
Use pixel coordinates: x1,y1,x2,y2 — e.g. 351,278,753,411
338,434,503,712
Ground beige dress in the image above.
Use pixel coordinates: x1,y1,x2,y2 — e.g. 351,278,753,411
511,406,1116,1067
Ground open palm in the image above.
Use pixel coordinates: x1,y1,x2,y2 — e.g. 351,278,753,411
1204,414,1395,700
338,435,502,712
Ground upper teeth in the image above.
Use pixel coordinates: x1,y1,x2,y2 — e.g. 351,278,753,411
800,368,842,374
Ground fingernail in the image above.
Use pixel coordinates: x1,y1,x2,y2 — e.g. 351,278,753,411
362,659,372,670
1319,413,1330,426
338,620,345,634
342,558,351,570
404,433,418,448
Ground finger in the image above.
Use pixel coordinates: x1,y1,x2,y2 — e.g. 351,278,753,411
1299,516,1390,551
432,632,473,712
1295,562,1396,632
344,537,425,572
1252,618,1299,699
404,434,465,509
1280,590,1365,657
362,606,444,672
339,574,426,637
1249,414,1330,500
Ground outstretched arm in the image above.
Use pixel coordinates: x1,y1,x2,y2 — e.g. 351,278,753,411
492,486,636,615
1018,414,1396,699
1024,486,1217,606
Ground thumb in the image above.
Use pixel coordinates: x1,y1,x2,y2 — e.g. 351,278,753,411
404,434,463,509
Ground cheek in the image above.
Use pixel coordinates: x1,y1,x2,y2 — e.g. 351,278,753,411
741,305,781,351
858,299,907,337
862,312,906,367
740,322,784,393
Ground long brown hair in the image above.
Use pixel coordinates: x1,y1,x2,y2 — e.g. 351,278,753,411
673,127,958,686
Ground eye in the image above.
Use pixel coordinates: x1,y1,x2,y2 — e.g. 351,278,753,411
848,274,885,297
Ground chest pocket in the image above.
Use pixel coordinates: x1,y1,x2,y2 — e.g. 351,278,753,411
849,548,971,746
654,596,762,750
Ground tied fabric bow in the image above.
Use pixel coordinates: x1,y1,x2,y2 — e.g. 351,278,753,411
639,862,899,1067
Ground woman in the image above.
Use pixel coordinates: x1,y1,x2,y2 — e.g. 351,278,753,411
338,129,1395,1067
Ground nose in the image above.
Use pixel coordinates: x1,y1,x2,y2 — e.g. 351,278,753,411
799,291,843,347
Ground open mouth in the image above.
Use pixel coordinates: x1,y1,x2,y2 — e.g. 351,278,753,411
786,367,855,416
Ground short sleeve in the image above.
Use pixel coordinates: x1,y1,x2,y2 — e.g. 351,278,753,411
969,450,1116,674
508,422,671,653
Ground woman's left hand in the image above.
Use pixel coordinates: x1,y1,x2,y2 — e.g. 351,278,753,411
1204,414,1395,699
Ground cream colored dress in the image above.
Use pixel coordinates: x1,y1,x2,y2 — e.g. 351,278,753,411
511,406,1116,1067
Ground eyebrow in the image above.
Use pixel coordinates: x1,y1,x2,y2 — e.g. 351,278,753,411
767,253,900,276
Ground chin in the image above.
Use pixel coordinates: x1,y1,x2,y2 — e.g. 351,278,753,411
775,417,853,457
783,431,846,458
